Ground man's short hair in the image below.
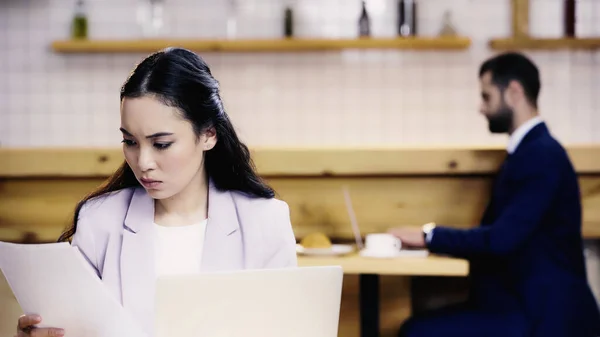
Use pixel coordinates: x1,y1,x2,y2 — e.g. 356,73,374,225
479,52,541,108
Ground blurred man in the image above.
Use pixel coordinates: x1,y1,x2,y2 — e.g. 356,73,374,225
390,52,600,337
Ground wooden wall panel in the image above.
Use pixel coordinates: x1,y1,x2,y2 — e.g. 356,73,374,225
0,176,510,242
1,147,599,337
0,178,105,242
0,147,506,177
270,176,493,238
3,146,600,177
2,176,600,243
1,271,23,337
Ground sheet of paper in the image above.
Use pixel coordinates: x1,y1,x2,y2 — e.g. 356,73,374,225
0,241,147,337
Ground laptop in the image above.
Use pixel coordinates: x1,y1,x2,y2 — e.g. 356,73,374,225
155,266,343,337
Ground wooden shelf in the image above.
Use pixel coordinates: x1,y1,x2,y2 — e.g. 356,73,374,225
50,37,472,53
489,37,600,50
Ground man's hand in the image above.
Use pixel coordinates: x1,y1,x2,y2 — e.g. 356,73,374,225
388,227,426,248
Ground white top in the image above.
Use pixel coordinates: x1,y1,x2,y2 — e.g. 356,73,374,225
154,219,207,276
507,116,543,154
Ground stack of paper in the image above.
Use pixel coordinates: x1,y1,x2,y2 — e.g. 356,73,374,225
0,242,147,337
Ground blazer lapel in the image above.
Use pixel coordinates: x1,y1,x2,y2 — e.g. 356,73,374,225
201,180,244,272
120,187,156,336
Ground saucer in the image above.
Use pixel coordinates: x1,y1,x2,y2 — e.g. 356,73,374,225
359,248,429,259
296,244,354,257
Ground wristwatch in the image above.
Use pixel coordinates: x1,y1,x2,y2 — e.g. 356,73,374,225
422,222,436,243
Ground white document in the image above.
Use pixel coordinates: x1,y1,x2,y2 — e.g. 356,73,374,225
0,241,147,337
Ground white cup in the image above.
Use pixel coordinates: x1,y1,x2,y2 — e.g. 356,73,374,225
364,233,402,256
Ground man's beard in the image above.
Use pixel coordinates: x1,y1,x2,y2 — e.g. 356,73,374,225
487,103,514,134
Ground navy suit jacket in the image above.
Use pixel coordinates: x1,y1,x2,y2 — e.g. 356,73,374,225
428,123,600,336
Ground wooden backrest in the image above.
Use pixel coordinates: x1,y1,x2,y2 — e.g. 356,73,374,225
1,147,599,243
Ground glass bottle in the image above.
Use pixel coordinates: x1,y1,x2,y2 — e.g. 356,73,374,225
398,0,417,37
136,0,166,38
438,10,457,37
71,0,88,39
358,1,370,37
284,5,294,38
564,0,576,37
226,0,237,39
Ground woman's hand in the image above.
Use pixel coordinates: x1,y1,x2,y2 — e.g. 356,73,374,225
16,315,64,337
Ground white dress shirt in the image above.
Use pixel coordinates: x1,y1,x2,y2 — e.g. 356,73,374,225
506,116,543,154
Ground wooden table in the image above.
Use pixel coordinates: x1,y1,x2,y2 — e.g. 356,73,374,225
298,254,469,337
298,253,469,276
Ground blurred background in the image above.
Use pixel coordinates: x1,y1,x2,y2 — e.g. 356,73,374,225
1,0,599,147
1,0,600,336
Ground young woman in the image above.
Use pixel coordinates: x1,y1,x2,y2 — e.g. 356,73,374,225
16,48,297,337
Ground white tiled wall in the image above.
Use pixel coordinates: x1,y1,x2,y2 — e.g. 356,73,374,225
0,0,599,148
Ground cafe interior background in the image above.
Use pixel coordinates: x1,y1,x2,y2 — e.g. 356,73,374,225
1,0,600,336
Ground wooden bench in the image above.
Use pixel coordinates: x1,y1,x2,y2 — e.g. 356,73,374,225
1,146,599,337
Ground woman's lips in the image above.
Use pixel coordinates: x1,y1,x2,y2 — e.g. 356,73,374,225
140,178,162,189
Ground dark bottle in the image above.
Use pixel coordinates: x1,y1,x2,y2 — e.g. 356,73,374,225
398,0,417,37
284,6,294,38
71,0,88,39
564,0,576,37
358,1,370,37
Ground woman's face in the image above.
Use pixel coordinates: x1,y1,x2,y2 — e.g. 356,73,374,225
120,95,216,200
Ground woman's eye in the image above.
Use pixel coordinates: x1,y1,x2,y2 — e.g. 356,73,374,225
121,139,136,146
154,143,172,150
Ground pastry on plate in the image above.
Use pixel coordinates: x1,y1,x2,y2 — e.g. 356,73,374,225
300,232,332,249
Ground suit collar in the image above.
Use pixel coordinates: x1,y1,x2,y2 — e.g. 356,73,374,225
122,180,240,236
123,187,154,233
201,179,243,271
120,181,243,335
507,116,544,154
514,121,549,154
120,188,156,335
207,179,240,237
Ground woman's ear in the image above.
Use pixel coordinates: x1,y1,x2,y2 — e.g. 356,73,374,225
202,127,217,150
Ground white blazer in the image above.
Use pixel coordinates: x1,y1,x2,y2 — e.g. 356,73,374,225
71,181,298,336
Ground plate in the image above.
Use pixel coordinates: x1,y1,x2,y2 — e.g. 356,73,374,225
296,244,354,256
359,248,429,259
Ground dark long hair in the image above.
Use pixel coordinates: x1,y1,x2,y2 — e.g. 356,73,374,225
58,48,274,242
